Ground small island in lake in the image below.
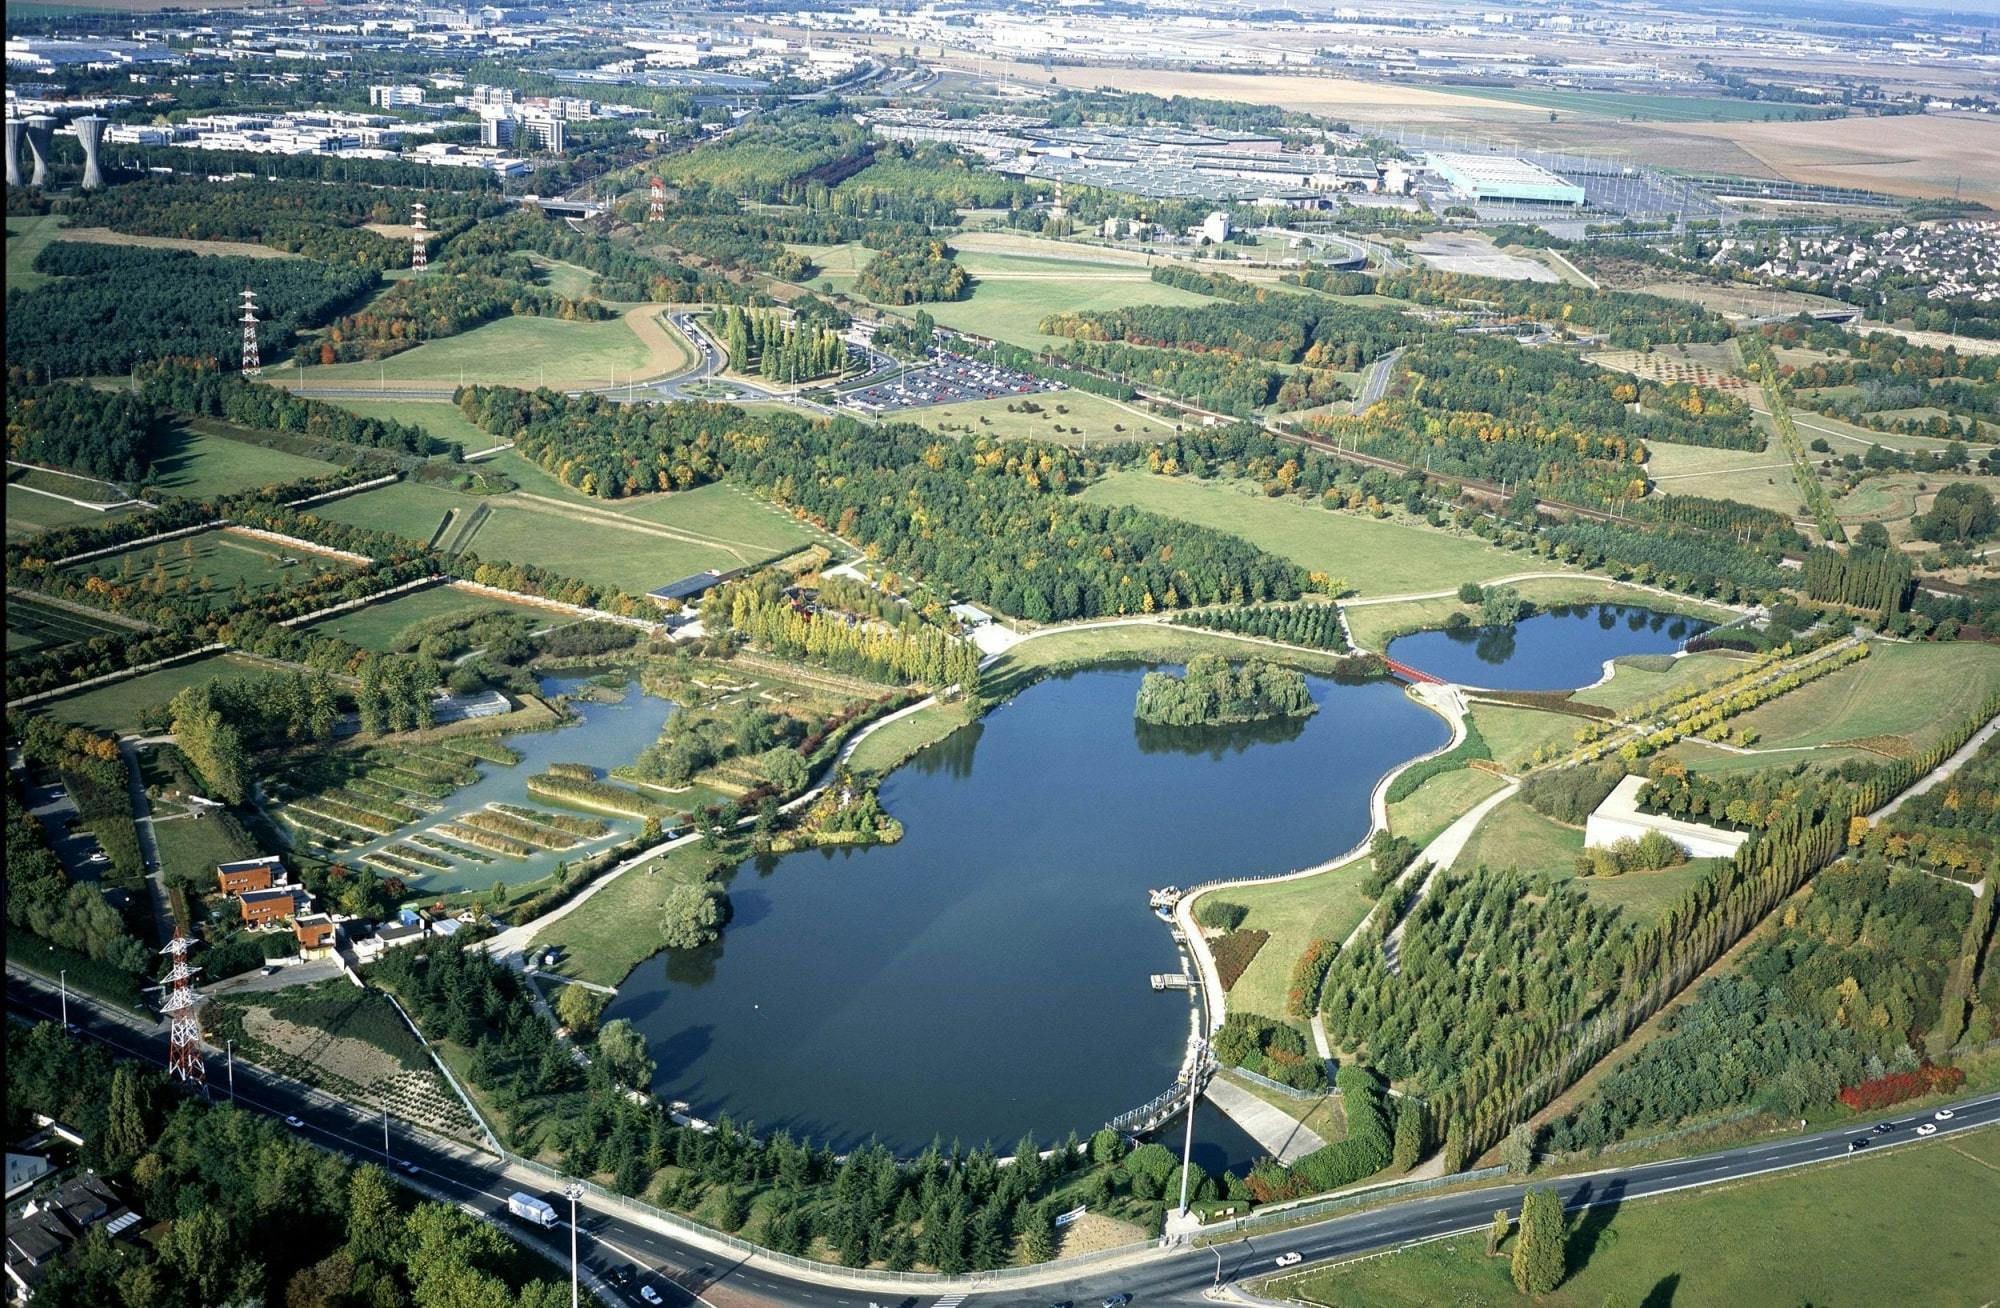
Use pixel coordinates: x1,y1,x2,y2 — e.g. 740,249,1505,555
1134,655,1318,727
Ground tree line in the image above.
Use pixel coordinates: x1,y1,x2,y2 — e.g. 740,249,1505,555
1170,602,1351,651
1800,544,1913,619
314,262,610,364
856,228,969,305
712,305,850,384
707,574,983,693
138,357,451,457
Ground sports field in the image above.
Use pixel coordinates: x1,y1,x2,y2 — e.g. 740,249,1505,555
1722,641,2000,759
302,584,552,652
1273,1128,2000,1308
1076,471,1536,597
63,527,362,615
291,305,692,389
148,424,339,497
37,652,276,733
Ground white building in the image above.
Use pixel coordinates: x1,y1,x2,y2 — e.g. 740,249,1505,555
368,84,426,107
1584,775,1749,861
1200,210,1232,243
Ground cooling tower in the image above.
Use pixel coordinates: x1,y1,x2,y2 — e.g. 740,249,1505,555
75,115,106,189
25,115,56,188
4,119,22,189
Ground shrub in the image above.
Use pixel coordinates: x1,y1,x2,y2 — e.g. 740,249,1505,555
1197,899,1249,932
1211,930,1270,990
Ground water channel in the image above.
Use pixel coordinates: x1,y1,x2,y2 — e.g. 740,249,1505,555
1386,602,1710,691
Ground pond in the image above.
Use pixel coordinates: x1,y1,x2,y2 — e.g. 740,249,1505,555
1385,602,1711,692
345,674,675,895
603,665,1450,1158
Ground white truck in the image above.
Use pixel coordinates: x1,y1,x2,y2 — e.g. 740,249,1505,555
507,1192,559,1229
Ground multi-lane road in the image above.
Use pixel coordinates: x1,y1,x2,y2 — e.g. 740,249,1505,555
10,968,1995,1308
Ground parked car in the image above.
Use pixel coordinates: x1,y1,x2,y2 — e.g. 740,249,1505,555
1274,1252,1304,1267
1917,1123,1938,1137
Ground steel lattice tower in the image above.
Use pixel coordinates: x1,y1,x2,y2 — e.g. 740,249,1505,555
649,175,665,223
239,288,261,376
154,933,207,1092
411,202,428,272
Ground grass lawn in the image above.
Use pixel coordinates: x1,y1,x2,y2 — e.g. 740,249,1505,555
310,480,466,542
36,653,275,733
1579,859,1717,926
855,251,1216,351
291,310,674,389
1273,1128,2000,1308
324,398,498,452
1077,472,1533,597
846,700,982,778
151,806,262,892
1221,854,1377,1031
528,840,722,988
1385,767,1508,849
456,502,741,593
478,453,821,556
1726,640,2000,757
1468,702,1588,772
1453,794,1581,875
63,528,362,616
1344,578,1736,652
1645,440,1803,516
6,594,135,656
5,483,144,542
895,389,1178,447
1571,651,1749,713
302,584,552,651
148,423,338,497
5,214,68,290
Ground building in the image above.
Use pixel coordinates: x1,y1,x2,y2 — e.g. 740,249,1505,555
238,885,311,929
1426,152,1586,207
1199,210,1232,243
518,114,565,152
479,112,516,149
4,1175,142,1301
294,913,338,960
648,569,739,608
351,920,426,963
369,84,426,107
1584,775,1750,861
216,856,284,897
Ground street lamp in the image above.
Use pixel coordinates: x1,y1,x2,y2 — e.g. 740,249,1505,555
1178,1037,1208,1219
226,1040,236,1104
564,1180,585,1308
58,970,68,1031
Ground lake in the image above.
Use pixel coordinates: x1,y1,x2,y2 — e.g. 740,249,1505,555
1386,602,1710,691
604,665,1448,1159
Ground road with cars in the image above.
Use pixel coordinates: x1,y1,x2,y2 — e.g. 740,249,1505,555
9,968,1997,1308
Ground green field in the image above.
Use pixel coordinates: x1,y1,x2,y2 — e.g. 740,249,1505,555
1077,472,1534,597
292,312,666,388
528,840,728,988
5,483,144,542
301,584,552,652
36,653,277,733
1217,853,1378,1030
1470,702,1589,771
895,389,1178,447
149,424,339,497
1726,640,2000,757
1275,1127,2000,1308
6,594,135,656
454,502,741,593
5,214,68,290
1645,440,1803,516
1571,651,1748,712
1385,766,1508,849
324,398,498,453
310,480,467,542
475,451,821,556
65,528,361,616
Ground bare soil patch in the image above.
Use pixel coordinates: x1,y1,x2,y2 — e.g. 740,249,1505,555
1658,113,2000,205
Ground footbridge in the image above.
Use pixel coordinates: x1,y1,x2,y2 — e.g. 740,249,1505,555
1105,1055,1214,1136
1379,655,1445,685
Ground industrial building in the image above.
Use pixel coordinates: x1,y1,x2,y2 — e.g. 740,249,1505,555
1426,152,1587,207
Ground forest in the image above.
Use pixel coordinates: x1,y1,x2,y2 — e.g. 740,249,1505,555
1042,276,1414,369
707,574,983,692
855,228,969,305
1857,735,2000,884
1369,268,1733,348
6,1023,579,1308
315,261,609,363
456,388,1308,620
138,357,452,457
1800,544,1914,618
1170,602,1351,651
7,381,165,482
1133,655,1316,726
7,243,375,381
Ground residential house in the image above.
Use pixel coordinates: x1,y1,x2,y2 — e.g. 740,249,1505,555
4,1175,141,1301
216,856,285,897
294,913,338,961
238,885,312,929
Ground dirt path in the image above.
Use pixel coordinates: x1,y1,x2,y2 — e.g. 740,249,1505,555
622,304,696,382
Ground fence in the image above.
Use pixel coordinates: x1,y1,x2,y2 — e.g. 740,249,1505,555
1225,1063,1329,1104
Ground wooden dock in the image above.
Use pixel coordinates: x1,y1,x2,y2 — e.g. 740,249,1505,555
1150,973,1191,991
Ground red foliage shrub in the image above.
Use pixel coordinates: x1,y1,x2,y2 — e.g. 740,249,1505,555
1837,1063,1965,1112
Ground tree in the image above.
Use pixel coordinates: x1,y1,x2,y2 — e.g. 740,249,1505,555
1392,1096,1425,1171
103,1064,152,1169
1511,1186,1566,1295
1458,582,1485,604
659,881,727,950
1089,1128,1127,1165
165,1206,236,1304
1442,1119,1468,1174
597,1019,656,1089
1501,1123,1537,1176
554,982,607,1037
1488,1207,1510,1256
347,1163,401,1267
170,685,251,805
1481,585,1525,627
758,746,811,795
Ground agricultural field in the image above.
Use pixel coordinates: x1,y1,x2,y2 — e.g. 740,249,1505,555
287,304,690,390
1658,112,2000,207
62,527,363,618
1715,640,2000,760
1077,471,1534,598
1586,342,1751,396
301,583,553,652
1644,440,1802,515
36,652,277,733
1272,1129,2000,1308
5,482,145,541
148,423,339,497
1427,83,1843,123
5,594,137,657
902,389,1178,446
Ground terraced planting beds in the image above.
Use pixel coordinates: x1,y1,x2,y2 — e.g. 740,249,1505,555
273,738,516,855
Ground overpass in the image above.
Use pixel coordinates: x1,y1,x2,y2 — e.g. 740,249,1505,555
515,195,608,219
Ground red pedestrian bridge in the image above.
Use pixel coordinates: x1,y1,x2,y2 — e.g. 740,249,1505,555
1380,655,1446,686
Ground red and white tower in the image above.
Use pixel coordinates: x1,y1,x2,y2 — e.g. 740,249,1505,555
648,175,665,224
154,933,207,1092
238,288,261,376
411,201,429,272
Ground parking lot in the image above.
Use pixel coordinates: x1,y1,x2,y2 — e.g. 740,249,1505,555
839,352,1061,415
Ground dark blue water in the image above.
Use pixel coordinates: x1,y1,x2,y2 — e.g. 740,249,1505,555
604,666,1449,1157
1386,603,1709,691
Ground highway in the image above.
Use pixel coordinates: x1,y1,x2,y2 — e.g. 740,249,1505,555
10,968,1996,1308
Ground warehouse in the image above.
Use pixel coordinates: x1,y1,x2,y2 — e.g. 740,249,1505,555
1426,151,1587,207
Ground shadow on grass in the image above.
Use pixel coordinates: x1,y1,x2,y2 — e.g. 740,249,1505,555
1565,1175,1628,1280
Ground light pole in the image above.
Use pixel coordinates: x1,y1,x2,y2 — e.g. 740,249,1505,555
1211,1244,1224,1287
383,1108,391,1162
564,1180,585,1308
226,1040,236,1104
58,970,68,1031
1178,1037,1207,1219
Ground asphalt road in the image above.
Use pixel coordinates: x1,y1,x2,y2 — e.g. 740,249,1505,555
11,969,1996,1308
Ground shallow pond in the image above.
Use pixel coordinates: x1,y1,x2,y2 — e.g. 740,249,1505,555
1385,602,1710,692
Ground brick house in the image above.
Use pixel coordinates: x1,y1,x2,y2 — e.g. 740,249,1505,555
238,886,311,929
294,913,338,961
216,856,286,897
